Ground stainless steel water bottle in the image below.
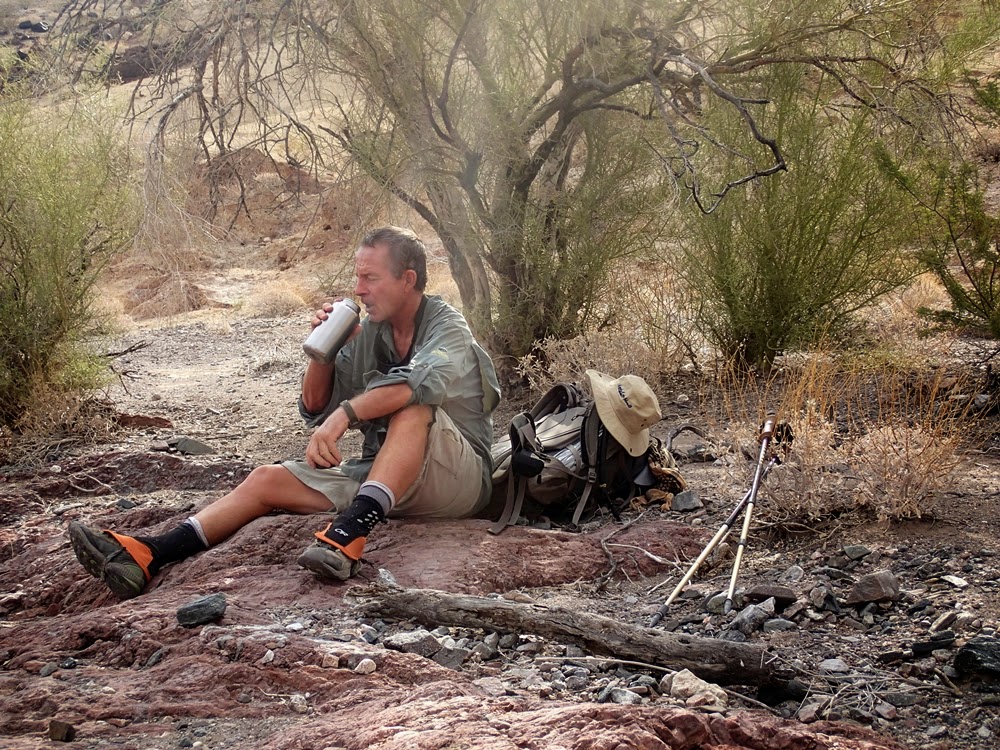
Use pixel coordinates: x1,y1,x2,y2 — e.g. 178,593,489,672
302,299,361,363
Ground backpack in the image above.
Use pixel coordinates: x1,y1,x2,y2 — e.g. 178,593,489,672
487,381,658,534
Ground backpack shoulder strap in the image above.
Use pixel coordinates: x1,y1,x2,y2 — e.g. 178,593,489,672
490,382,582,474
570,402,602,525
528,382,584,421
488,382,588,535
488,412,543,535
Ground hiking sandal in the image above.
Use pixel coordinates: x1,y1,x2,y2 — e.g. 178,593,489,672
68,521,150,600
297,543,362,581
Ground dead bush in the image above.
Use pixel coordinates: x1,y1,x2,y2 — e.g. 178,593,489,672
517,328,689,394
242,281,308,318
0,378,118,467
716,354,969,529
124,274,209,319
517,258,697,391
974,139,1000,164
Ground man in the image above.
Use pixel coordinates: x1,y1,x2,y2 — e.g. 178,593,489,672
69,226,501,598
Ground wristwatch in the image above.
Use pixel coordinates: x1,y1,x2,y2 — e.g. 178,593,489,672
339,400,362,429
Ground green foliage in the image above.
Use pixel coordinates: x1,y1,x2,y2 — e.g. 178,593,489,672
0,89,137,431
881,153,1000,337
676,67,918,370
879,65,1000,339
49,0,1000,363
488,107,676,355
971,79,1000,120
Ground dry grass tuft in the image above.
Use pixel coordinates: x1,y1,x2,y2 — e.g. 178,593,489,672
242,280,309,318
243,341,304,377
716,354,970,529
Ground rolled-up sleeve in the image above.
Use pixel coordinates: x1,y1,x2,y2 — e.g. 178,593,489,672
364,313,469,406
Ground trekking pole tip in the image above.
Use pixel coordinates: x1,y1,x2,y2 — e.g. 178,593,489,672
722,598,734,615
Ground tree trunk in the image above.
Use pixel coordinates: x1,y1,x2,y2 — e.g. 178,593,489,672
356,583,803,693
424,181,493,338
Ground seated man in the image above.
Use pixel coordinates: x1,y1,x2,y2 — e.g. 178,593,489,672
69,226,501,598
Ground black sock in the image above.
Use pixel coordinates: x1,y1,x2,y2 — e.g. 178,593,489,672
322,494,386,548
136,521,208,576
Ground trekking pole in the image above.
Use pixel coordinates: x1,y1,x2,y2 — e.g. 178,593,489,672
721,418,777,614
648,483,757,627
647,419,792,628
646,450,783,627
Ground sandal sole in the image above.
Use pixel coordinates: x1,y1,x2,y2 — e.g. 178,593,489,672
297,546,360,581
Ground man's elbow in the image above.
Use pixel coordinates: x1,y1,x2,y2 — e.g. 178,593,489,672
301,393,327,415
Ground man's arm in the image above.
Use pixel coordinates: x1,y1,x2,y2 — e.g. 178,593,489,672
362,306,470,408
342,383,414,423
301,359,336,415
305,383,414,469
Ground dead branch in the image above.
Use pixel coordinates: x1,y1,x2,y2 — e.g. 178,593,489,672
103,341,150,358
353,580,805,694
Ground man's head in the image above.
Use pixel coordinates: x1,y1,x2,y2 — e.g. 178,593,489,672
354,226,427,324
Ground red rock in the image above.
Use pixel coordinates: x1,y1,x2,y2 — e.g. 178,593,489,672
0,508,902,750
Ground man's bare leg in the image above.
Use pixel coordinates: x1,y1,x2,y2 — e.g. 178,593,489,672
364,404,432,498
300,404,432,580
194,465,334,545
69,465,334,598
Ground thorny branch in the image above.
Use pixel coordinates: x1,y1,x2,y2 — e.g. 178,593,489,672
46,0,988,231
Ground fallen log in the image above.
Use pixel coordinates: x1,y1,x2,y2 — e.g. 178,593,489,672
355,581,804,694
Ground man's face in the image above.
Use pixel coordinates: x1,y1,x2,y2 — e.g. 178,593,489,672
354,243,415,323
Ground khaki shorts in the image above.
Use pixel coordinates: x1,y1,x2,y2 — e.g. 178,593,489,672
282,408,486,518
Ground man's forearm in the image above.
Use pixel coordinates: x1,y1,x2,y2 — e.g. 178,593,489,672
302,360,336,414
342,383,414,423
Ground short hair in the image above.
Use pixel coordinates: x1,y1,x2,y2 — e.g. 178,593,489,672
360,226,428,291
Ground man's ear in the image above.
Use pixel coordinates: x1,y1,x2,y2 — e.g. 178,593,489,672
404,268,418,289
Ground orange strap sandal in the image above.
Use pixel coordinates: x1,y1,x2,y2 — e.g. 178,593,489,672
105,531,155,581
314,524,368,560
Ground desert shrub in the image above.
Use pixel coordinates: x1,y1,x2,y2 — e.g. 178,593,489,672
676,66,917,370
877,153,1000,338
0,88,138,438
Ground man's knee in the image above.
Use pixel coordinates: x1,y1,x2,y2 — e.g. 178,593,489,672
240,464,294,497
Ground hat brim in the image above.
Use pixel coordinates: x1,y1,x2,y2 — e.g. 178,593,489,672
585,369,650,457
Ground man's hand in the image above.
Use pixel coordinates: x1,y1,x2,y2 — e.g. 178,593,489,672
305,408,350,468
311,298,362,340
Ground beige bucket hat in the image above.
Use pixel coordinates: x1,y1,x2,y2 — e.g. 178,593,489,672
585,370,662,457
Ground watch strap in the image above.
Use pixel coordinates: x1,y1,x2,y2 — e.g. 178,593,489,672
340,400,362,429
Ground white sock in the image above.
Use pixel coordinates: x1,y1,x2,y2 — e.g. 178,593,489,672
358,480,395,515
